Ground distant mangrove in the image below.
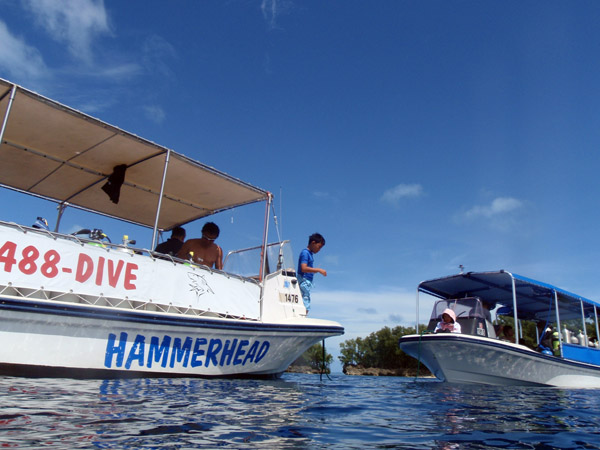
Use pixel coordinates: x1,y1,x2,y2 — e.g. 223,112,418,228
289,326,432,376
338,325,431,376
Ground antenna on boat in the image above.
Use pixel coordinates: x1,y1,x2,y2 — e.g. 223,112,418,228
270,188,283,243
270,188,284,271
271,203,282,242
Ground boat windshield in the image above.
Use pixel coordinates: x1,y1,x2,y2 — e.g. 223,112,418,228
427,297,496,337
429,297,488,322
223,241,295,278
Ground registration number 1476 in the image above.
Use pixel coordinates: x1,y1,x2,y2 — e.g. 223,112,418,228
279,292,299,304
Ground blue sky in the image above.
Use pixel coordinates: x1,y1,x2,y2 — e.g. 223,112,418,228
2,0,600,370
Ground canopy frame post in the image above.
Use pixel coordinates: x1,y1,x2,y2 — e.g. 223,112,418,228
0,84,16,149
152,149,171,250
580,299,588,346
416,288,421,334
595,306,600,348
54,202,69,233
259,193,272,282
510,275,519,345
259,193,272,320
554,291,563,357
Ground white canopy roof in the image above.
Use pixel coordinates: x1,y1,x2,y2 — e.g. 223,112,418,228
0,78,269,231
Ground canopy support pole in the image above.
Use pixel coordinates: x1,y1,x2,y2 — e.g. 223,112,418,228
54,202,68,233
554,291,563,357
152,149,171,249
416,288,420,334
259,193,272,282
510,275,519,345
0,84,16,148
595,306,600,348
580,299,588,346
258,193,272,320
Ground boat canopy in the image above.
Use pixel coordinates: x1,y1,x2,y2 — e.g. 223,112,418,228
0,79,269,232
418,270,600,322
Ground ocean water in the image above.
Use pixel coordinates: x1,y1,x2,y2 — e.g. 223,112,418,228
0,373,599,449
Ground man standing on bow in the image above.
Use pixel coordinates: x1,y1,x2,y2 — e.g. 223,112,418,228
297,233,327,314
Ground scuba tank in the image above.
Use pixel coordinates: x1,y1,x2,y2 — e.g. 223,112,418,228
71,229,110,248
184,251,198,268
551,328,560,356
562,326,570,344
577,330,585,347
119,235,137,254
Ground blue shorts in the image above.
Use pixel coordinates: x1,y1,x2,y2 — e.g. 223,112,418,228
298,276,313,312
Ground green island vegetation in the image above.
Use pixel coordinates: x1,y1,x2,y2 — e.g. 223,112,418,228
288,326,431,377
337,326,430,376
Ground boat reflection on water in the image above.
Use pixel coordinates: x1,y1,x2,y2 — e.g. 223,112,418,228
96,377,312,448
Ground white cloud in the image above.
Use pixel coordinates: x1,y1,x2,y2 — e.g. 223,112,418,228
0,21,47,82
261,0,279,29
319,289,411,323
24,0,110,63
381,183,423,205
142,35,177,79
322,254,339,266
455,196,525,232
311,190,340,202
143,105,166,124
71,97,115,115
464,197,523,219
98,63,142,80
309,287,429,372
313,288,418,335
261,0,293,30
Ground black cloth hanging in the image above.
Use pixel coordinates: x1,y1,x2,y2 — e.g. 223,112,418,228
101,164,127,204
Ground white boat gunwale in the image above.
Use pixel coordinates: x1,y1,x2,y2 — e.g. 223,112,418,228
0,295,344,334
401,333,600,372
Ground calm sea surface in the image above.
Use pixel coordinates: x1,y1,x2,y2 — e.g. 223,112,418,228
0,373,599,449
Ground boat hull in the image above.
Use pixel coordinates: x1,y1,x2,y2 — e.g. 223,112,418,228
0,297,343,378
400,334,600,387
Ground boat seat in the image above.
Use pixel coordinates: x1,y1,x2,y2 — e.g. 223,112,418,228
457,317,489,337
426,319,437,332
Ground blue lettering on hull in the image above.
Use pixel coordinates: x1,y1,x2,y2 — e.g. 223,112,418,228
105,332,271,370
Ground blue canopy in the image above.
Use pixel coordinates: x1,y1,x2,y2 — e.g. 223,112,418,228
418,270,600,322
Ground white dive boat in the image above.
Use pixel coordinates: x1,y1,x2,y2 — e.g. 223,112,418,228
0,78,343,378
399,270,600,387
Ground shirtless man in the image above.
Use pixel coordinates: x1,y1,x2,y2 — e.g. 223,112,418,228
177,222,223,269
